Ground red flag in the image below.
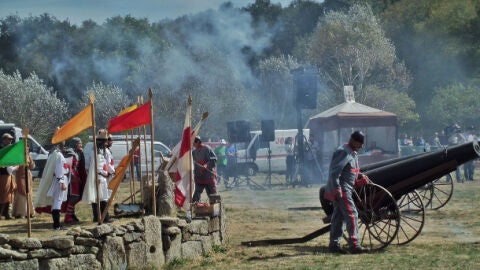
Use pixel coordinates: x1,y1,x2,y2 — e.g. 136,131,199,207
171,101,193,208
108,101,151,133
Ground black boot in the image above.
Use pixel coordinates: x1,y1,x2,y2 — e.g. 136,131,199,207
52,209,63,230
2,203,11,220
91,203,98,222
0,203,5,219
100,201,110,223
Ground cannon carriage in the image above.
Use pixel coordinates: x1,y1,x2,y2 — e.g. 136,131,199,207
243,141,480,251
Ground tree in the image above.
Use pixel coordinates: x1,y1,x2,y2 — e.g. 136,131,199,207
365,85,419,126
256,55,301,128
0,70,68,144
308,4,413,125
427,82,480,129
80,82,131,130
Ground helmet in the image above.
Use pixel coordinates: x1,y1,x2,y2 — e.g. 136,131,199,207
97,129,108,140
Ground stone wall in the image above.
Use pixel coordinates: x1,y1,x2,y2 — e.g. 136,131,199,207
0,206,226,270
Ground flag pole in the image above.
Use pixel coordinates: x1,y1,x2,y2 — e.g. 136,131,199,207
130,129,135,203
90,93,102,225
140,96,148,208
148,89,156,216
22,127,32,238
188,96,194,217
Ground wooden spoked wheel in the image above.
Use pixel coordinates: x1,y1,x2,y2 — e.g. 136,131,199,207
417,173,453,210
394,190,425,245
351,183,400,251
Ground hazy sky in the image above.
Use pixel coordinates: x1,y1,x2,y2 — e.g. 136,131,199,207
0,0,303,25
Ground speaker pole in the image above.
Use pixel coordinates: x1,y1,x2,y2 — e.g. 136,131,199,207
265,144,272,189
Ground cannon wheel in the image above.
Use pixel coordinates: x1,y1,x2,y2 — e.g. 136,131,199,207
417,173,453,210
395,190,425,245
350,183,400,251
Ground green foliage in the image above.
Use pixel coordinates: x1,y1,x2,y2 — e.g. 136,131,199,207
427,82,480,128
2,1,480,140
365,85,419,126
212,244,228,253
80,82,131,129
256,55,300,128
165,257,188,268
309,4,411,97
0,70,68,144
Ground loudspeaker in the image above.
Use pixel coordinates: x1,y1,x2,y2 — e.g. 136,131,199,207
261,120,275,142
227,120,251,143
295,74,318,109
292,66,319,110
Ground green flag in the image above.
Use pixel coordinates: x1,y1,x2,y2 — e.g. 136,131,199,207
0,140,26,166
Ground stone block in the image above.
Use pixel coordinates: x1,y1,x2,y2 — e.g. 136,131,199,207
41,236,74,250
100,236,126,270
39,254,101,270
143,215,165,268
74,237,101,247
0,259,38,270
125,241,146,268
181,241,203,259
9,237,42,249
0,246,28,260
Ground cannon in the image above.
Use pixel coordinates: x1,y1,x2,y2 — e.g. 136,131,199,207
243,141,480,251
360,149,454,211
321,141,480,249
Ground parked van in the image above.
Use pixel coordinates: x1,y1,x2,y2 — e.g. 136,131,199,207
0,121,49,178
85,135,172,178
235,129,309,176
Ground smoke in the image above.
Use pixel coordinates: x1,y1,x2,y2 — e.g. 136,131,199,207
8,4,278,141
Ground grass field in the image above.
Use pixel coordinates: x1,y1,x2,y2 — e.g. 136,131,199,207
2,170,480,269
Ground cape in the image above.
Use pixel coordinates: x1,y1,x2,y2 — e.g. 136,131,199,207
34,150,61,211
81,156,97,204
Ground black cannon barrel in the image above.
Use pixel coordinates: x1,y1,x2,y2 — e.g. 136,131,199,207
365,141,480,199
360,150,429,172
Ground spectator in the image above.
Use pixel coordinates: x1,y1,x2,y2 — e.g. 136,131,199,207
214,139,228,185
133,146,141,181
12,147,35,219
285,137,295,184
0,133,16,220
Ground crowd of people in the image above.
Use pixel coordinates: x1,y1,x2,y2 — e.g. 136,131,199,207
0,128,118,230
400,124,478,182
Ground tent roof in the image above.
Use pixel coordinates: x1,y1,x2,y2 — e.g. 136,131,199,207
309,101,396,120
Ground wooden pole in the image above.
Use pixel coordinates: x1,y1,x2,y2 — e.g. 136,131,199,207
187,96,194,217
89,93,102,225
22,127,32,238
148,89,156,216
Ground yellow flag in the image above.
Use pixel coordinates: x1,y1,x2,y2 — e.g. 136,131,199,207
118,104,138,116
52,104,93,144
108,138,140,190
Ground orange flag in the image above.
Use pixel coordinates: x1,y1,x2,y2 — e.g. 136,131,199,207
108,100,151,133
52,104,93,144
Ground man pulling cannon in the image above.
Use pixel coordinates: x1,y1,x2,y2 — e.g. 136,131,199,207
324,130,369,254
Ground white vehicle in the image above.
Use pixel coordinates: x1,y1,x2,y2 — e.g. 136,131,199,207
85,135,171,178
0,121,49,178
235,129,309,176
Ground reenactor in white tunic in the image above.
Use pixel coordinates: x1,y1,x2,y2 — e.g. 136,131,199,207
47,146,70,230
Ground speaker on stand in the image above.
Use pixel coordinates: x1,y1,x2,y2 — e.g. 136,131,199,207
226,120,252,189
261,120,275,188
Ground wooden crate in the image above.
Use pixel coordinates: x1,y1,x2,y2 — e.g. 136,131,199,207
194,203,220,217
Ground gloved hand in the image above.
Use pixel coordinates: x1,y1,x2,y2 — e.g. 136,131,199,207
323,187,342,201
334,187,343,200
355,174,370,187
